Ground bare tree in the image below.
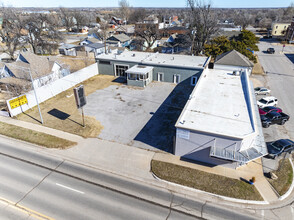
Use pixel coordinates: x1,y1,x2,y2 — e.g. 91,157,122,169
128,8,147,24
99,21,110,52
187,0,218,55
234,11,254,30
134,24,162,51
72,10,89,30
0,7,24,60
59,7,75,31
118,0,131,24
24,13,63,54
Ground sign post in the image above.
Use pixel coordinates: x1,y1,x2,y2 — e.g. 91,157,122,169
73,85,87,127
282,44,285,52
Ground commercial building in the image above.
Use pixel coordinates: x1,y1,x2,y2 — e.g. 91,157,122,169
174,68,267,169
271,22,291,38
96,51,210,87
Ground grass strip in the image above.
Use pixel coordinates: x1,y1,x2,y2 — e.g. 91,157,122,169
0,121,77,149
151,160,263,201
267,159,293,196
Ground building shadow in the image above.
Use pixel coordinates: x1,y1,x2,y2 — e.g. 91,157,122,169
134,77,195,153
48,108,83,126
112,76,127,84
285,54,294,64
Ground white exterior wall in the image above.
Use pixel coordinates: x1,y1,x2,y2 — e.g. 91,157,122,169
214,64,252,75
175,128,240,168
7,63,98,117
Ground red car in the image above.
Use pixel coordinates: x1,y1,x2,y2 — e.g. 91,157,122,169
259,106,282,115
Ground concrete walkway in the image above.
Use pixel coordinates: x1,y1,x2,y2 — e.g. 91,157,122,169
0,115,281,203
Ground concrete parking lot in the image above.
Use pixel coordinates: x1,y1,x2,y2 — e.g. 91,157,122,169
84,80,194,152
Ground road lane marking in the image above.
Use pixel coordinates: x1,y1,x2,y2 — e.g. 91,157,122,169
56,183,85,194
0,196,54,220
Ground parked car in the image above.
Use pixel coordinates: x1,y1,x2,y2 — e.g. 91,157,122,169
254,87,271,95
261,111,290,128
257,96,278,108
267,48,275,54
259,106,282,115
267,139,294,159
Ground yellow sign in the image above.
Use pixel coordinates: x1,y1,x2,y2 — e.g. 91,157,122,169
9,95,28,109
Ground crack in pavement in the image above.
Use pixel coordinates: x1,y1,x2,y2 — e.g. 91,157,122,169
15,160,65,205
166,193,174,220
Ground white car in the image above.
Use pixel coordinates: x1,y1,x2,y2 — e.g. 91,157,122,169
254,87,271,95
257,96,278,108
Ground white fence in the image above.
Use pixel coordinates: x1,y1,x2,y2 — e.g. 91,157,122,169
7,63,98,117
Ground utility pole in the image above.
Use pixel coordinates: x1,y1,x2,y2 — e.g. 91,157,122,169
28,68,44,124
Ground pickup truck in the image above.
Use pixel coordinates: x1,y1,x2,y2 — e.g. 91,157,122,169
261,111,290,128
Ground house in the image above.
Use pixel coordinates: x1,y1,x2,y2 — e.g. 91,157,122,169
106,34,132,47
174,68,267,169
80,37,102,46
161,34,191,54
285,17,294,43
143,15,159,24
271,22,291,38
161,26,189,37
59,44,78,56
84,43,107,57
96,50,210,87
115,25,135,36
214,50,254,75
111,17,123,25
0,51,69,90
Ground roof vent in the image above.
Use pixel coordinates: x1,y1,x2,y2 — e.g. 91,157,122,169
132,53,135,57
233,70,241,76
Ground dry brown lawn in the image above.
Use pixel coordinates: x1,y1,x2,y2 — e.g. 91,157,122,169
152,160,263,201
267,159,293,196
16,75,117,138
0,121,76,148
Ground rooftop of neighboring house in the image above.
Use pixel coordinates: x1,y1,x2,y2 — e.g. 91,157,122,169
85,43,105,49
115,25,135,34
176,68,254,138
59,43,77,50
18,52,55,78
144,15,158,22
97,50,209,69
215,50,254,67
107,33,131,43
0,76,31,86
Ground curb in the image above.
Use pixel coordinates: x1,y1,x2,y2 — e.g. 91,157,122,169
279,157,294,201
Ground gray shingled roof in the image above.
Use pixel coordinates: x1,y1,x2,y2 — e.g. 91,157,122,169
107,33,131,43
85,43,104,49
215,50,254,67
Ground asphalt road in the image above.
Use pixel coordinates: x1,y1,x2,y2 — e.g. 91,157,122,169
255,40,294,174
0,141,256,220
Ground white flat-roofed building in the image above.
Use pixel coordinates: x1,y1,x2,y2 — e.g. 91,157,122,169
175,68,267,169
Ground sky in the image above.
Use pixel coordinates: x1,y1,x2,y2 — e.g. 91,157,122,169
1,0,293,8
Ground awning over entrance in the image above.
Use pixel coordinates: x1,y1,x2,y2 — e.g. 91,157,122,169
126,65,154,75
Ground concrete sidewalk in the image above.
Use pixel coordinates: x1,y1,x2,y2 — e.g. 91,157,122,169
0,115,281,203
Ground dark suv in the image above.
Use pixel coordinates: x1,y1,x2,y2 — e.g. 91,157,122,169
267,139,294,159
261,111,289,128
267,48,275,54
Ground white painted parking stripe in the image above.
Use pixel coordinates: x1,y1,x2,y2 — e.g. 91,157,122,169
56,183,85,194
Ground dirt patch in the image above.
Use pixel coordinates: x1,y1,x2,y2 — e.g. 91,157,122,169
267,158,293,196
16,75,117,138
0,121,76,148
152,160,263,201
